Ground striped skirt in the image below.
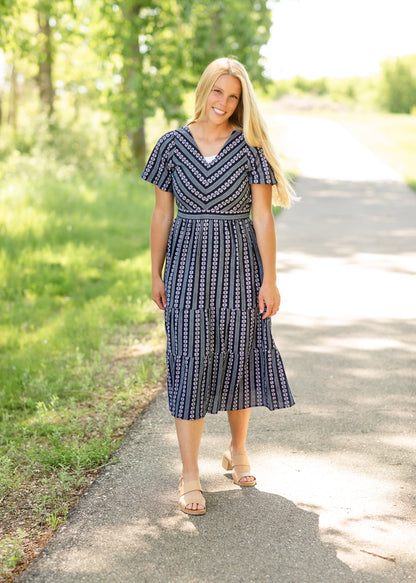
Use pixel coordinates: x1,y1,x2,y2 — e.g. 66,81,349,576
163,211,294,420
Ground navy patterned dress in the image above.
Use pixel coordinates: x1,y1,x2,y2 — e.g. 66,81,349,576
142,126,295,420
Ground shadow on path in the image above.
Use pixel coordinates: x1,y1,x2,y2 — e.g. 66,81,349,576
19,394,356,583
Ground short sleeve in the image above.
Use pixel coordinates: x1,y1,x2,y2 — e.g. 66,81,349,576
247,146,277,185
141,131,175,192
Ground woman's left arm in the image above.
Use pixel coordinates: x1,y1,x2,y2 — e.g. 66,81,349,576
251,183,281,319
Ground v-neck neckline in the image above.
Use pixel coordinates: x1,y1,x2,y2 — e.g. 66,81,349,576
184,125,237,164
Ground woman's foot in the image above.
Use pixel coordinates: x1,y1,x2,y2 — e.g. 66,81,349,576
222,443,256,487
178,476,206,515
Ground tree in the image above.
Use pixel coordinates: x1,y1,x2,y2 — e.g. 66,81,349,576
188,0,272,83
0,0,86,126
97,0,274,167
379,55,416,114
37,4,54,116
0,0,276,163
0,0,29,131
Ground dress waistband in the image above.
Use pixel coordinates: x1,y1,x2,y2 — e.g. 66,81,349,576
177,210,250,220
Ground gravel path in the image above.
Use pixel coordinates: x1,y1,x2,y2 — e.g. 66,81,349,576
19,113,416,583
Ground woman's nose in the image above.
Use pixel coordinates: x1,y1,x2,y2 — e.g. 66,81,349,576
217,94,227,106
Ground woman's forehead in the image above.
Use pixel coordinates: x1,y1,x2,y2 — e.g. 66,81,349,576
213,74,242,94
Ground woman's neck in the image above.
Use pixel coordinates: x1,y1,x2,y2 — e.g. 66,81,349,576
190,119,233,141
187,121,234,157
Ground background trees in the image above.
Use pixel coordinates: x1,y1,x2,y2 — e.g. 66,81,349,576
379,55,416,114
0,0,274,166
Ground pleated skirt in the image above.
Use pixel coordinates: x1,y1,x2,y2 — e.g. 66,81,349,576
163,213,295,420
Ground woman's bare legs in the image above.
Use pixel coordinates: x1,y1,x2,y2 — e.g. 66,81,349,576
175,417,205,511
227,408,256,483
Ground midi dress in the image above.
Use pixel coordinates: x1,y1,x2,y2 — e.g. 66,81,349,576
142,126,295,420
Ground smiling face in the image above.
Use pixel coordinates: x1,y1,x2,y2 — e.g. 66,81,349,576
204,74,242,126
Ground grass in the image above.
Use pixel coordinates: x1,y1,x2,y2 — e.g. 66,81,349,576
0,134,166,580
0,535,24,581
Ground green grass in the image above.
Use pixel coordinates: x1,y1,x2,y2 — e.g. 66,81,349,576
0,534,24,581
0,142,166,580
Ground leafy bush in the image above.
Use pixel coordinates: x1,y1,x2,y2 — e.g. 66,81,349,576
379,55,416,114
293,76,329,95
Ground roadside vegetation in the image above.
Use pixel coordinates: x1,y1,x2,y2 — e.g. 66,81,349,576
265,53,416,192
0,110,168,581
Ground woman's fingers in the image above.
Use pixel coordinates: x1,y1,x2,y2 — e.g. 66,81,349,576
259,286,281,319
262,302,274,319
152,280,166,310
157,293,166,310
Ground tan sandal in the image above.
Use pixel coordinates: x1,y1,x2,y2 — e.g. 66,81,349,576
178,477,206,515
222,445,256,487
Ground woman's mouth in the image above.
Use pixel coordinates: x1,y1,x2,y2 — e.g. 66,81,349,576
213,107,226,116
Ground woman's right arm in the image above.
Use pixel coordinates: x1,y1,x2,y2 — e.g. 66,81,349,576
150,185,174,310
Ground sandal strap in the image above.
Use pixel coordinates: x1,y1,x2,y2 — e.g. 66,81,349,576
178,478,202,497
180,492,206,506
231,452,249,466
234,470,255,480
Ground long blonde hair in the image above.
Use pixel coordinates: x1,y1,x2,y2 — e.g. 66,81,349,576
190,57,295,208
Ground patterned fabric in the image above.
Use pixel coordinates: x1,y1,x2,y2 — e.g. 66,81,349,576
142,126,295,420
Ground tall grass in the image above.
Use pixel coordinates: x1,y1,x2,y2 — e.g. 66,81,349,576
0,116,166,579
1,153,157,421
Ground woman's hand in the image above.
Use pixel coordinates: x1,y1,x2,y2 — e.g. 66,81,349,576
259,282,281,319
152,276,167,310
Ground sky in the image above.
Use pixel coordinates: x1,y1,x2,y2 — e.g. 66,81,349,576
262,0,416,79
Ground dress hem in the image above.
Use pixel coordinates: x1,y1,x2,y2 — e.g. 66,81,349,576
168,397,295,421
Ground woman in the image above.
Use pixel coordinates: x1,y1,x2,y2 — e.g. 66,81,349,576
142,57,295,516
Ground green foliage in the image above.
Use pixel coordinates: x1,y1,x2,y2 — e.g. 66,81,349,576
293,75,328,95
379,55,416,114
268,78,291,99
269,74,381,111
270,76,330,101
188,0,272,82
0,3,275,573
0,159,156,414
1,0,275,165
27,430,117,470
0,532,25,578
0,111,167,575
0,114,158,441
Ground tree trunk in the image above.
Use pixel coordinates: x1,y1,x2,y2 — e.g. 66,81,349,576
128,123,146,165
123,2,146,166
8,64,18,132
37,11,54,116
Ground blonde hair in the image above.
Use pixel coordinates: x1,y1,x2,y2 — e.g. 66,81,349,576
190,57,295,208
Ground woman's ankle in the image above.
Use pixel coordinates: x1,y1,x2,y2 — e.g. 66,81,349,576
230,441,246,455
181,469,200,482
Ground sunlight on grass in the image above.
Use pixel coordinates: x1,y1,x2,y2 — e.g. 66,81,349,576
0,141,166,574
